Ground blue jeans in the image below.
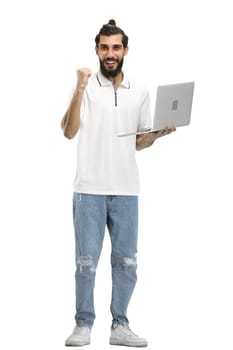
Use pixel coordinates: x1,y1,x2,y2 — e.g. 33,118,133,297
73,192,138,328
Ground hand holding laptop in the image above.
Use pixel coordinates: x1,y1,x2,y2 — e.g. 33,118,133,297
136,125,176,150
137,125,176,139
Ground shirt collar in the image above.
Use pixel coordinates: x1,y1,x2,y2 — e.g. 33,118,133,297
96,70,130,89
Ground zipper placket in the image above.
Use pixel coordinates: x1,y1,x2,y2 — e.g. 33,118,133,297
114,87,118,107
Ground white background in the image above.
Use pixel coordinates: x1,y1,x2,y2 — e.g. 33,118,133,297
0,0,232,349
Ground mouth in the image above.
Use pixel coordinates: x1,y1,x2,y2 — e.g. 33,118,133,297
104,59,118,69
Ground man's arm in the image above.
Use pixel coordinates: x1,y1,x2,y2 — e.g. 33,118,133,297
136,126,176,151
61,68,91,139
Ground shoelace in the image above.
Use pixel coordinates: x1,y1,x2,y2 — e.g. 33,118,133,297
74,326,89,335
119,325,137,337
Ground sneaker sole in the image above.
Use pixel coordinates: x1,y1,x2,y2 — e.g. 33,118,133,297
110,338,148,347
65,339,90,347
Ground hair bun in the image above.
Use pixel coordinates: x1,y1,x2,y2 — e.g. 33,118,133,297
108,19,116,26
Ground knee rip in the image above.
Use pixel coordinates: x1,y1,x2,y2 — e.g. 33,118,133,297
78,256,95,273
123,256,137,267
112,255,137,268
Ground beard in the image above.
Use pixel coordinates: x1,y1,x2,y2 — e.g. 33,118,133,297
99,57,124,78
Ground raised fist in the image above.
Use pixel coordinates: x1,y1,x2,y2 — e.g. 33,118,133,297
77,68,92,90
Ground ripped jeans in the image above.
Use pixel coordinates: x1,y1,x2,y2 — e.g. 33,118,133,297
73,193,138,328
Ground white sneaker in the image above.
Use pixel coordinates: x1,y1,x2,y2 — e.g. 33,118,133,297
110,324,148,347
65,325,91,346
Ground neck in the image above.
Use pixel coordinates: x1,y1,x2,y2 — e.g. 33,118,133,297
108,71,123,87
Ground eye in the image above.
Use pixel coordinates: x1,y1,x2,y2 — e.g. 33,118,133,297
100,44,108,51
113,45,122,50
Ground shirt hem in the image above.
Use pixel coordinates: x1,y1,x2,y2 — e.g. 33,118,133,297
73,187,140,196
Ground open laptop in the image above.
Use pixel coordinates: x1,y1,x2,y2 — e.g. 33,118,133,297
118,81,195,137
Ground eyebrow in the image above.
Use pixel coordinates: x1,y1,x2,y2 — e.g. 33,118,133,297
99,44,123,49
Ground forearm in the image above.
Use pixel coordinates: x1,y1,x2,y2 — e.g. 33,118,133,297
61,88,84,139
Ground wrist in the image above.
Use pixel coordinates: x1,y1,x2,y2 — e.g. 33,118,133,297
75,86,86,95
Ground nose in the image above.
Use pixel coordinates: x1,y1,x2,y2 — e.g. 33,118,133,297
106,47,115,57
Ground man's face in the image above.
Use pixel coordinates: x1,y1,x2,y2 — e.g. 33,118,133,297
96,34,128,78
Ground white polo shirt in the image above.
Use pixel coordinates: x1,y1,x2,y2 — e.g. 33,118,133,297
73,70,151,195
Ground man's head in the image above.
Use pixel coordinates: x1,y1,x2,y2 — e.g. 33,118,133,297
95,19,128,79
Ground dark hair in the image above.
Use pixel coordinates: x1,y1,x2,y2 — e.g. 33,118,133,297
95,19,128,48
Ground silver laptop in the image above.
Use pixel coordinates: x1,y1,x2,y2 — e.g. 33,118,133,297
118,82,195,137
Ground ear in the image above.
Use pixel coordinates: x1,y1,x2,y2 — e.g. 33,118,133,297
124,46,129,56
95,46,99,56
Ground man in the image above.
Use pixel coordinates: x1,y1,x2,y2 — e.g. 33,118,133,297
61,19,175,347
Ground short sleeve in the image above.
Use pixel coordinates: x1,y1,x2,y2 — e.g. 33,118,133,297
137,89,152,131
